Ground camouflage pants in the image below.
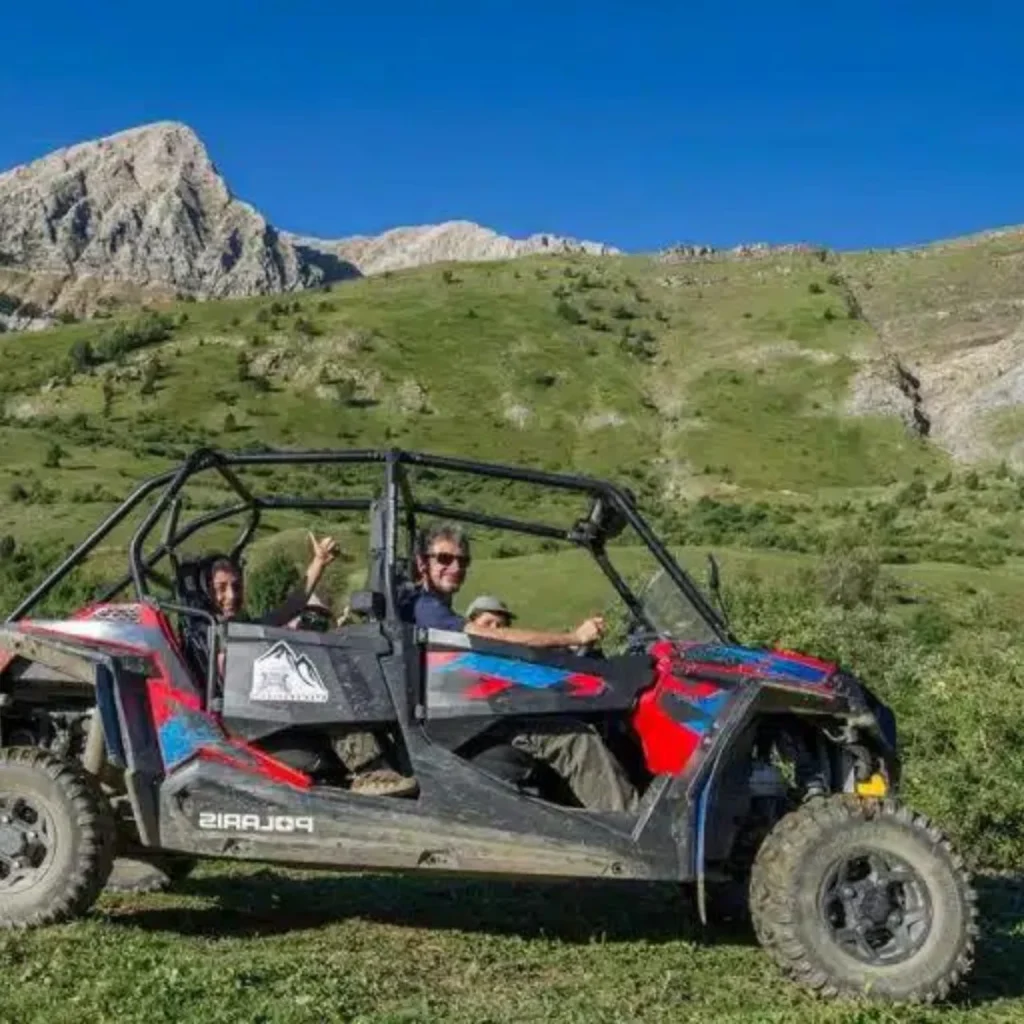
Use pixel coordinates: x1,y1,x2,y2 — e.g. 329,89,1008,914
512,721,639,813
332,730,386,773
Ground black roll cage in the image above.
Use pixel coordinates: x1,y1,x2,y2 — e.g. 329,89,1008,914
6,446,730,642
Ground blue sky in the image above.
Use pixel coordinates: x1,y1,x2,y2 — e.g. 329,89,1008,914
2,2,1022,252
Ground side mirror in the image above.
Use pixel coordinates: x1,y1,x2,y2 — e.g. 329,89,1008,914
348,590,386,620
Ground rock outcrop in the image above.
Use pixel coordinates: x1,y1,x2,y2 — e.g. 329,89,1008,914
0,122,358,304
291,220,617,275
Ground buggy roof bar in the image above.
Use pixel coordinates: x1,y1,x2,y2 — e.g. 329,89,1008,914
5,446,728,639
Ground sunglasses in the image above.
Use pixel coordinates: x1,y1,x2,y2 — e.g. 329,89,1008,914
428,551,471,568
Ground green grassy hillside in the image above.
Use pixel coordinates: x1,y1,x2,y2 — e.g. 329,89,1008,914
3,252,1024,1021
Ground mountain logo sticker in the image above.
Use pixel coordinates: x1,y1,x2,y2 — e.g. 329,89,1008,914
250,641,329,703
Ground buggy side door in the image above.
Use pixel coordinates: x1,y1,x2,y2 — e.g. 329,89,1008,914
219,620,398,742
417,626,652,748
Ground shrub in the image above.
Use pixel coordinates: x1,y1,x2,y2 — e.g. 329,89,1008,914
95,311,174,362
43,443,65,469
895,478,927,507
69,339,94,373
556,301,583,325
295,316,323,338
246,550,301,618
816,544,881,608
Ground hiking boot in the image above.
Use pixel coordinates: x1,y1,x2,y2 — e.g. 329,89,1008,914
349,767,418,798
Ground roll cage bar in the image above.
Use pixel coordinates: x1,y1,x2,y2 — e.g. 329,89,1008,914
6,446,730,641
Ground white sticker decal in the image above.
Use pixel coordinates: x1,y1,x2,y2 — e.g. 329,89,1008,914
198,812,314,833
250,641,330,703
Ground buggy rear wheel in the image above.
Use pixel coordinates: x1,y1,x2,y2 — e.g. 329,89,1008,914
0,747,116,928
750,795,977,1004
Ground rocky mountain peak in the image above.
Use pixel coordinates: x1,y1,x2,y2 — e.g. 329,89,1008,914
0,121,617,318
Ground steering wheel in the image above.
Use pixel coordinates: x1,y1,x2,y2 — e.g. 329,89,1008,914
625,627,664,656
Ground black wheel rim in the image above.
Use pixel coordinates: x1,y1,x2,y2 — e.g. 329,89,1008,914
0,792,57,895
819,849,932,966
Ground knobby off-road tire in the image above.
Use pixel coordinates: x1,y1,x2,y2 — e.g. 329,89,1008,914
0,747,116,928
105,854,197,894
749,795,977,1004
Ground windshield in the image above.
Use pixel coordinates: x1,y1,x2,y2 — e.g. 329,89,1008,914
634,567,720,644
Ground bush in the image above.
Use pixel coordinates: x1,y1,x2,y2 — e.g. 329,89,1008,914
895,478,927,507
245,550,302,618
808,282,824,294
909,603,954,647
95,311,175,363
68,339,94,373
816,544,880,608
295,317,323,338
556,301,583,325
43,443,65,469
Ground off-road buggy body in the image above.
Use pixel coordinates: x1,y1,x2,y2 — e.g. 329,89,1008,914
0,447,976,1003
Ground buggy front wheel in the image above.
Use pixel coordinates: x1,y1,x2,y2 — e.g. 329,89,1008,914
749,795,977,1004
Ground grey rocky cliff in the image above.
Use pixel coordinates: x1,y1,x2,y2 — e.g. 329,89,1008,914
0,122,357,301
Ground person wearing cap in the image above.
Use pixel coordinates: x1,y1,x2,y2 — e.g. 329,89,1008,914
464,594,517,629
464,593,638,813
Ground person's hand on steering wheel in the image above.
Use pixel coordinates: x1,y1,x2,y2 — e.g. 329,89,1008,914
572,615,605,649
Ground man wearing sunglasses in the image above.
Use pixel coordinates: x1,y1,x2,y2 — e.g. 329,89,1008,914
401,523,637,812
405,523,605,648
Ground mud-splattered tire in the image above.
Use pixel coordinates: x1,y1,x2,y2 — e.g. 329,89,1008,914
106,854,197,894
749,795,977,1004
0,747,116,928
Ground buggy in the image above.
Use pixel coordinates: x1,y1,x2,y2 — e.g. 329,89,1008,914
0,447,976,1003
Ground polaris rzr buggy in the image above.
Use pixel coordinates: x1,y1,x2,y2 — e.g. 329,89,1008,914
0,447,976,1003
